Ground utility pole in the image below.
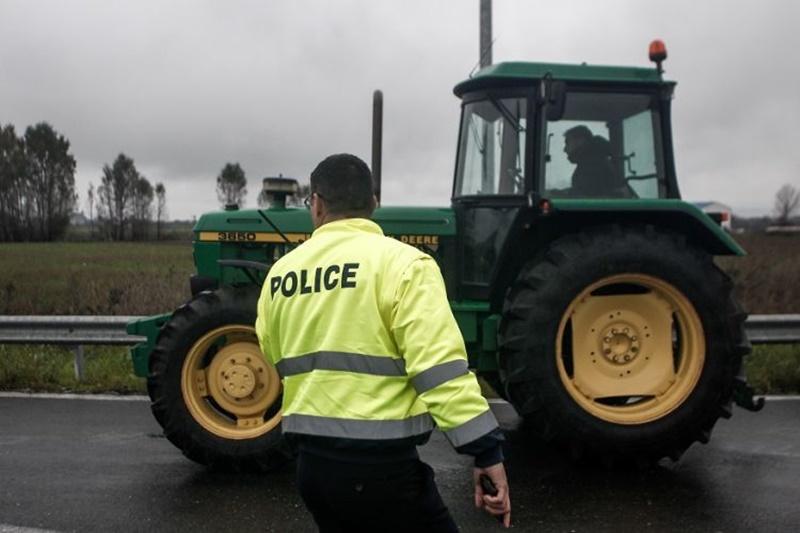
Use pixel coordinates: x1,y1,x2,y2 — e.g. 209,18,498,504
479,0,494,194
480,0,492,68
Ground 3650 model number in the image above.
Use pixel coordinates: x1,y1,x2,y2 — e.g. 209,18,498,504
217,231,257,241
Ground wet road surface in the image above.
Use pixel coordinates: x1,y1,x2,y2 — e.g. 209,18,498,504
0,394,798,532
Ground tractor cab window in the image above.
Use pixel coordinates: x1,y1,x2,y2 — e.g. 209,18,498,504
544,92,665,199
455,97,528,197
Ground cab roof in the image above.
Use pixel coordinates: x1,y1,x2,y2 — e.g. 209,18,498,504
453,61,671,96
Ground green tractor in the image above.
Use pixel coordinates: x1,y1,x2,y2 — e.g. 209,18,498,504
127,42,760,471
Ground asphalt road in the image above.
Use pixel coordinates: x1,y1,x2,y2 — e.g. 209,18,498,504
0,394,798,532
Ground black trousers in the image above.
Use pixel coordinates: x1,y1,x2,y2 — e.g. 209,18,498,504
296,451,459,532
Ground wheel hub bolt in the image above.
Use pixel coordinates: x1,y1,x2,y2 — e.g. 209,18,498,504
222,364,256,398
601,323,641,365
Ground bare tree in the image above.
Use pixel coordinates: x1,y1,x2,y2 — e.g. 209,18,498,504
292,182,310,207
1,122,76,242
774,183,800,226
131,175,154,240
155,182,167,240
216,162,247,208
0,124,27,241
86,183,95,238
22,123,77,240
98,153,139,240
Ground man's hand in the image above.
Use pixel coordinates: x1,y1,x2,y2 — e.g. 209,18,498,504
474,463,511,528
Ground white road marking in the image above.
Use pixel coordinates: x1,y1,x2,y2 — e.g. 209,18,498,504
0,391,148,401
0,392,796,403
1,525,63,533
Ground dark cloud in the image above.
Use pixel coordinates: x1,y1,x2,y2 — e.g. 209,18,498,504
2,0,797,219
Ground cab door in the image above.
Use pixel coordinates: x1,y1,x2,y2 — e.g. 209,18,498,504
452,92,532,301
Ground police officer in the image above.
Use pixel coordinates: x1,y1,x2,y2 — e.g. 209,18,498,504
256,153,511,531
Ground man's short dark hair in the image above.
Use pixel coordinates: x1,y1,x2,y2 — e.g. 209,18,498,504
564,125,593,142
310,154,375,217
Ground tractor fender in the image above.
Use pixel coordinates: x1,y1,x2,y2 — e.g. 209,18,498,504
126,312,172,378
488,199,744,312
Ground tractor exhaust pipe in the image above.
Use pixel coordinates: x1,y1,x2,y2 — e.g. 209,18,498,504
372,89,383,205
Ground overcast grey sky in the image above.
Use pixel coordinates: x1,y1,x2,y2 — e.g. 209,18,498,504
2,0,798,220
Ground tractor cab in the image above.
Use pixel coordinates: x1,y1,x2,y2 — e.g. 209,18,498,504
451,42,681,299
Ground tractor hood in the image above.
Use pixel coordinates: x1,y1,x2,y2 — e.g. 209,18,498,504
192,205,456,245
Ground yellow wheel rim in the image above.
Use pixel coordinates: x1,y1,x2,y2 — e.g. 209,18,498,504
557,273,705,424
181,324,282,439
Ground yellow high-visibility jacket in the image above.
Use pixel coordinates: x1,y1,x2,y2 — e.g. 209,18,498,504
256,218,500,458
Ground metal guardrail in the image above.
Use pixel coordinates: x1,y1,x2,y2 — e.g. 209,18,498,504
0,316,146,381
742,314,800,344
0,316,146,345
1,314,799,380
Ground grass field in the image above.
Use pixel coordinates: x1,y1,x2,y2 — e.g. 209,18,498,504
716,232,800,315
0,232,798,394
0,241,194,315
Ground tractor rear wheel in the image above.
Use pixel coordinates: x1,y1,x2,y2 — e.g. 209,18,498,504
147,286,293,472
498,225,749,465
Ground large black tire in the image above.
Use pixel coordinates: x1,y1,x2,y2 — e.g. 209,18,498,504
498,225,750,465
147,286,293,472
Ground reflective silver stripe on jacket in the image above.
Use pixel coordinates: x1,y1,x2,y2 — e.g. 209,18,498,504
411,359,469,394
276,351,407,377
282,412,435,439
442,409,499,448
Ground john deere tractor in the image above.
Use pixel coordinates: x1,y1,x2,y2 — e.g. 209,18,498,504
127,42,760,471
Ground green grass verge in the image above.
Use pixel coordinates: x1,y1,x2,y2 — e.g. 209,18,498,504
745,344,800,395
1,343,796,396
0,344,147,395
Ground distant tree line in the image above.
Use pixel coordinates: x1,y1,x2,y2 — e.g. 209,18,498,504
1,121,168,242
2,121,304,244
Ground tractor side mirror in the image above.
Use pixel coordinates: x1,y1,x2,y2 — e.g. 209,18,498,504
545,80,566,121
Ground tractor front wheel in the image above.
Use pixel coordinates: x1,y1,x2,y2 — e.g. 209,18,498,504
147,286,293,472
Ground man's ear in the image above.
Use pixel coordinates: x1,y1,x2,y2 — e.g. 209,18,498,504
371,195,379,210
310,194,325,228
